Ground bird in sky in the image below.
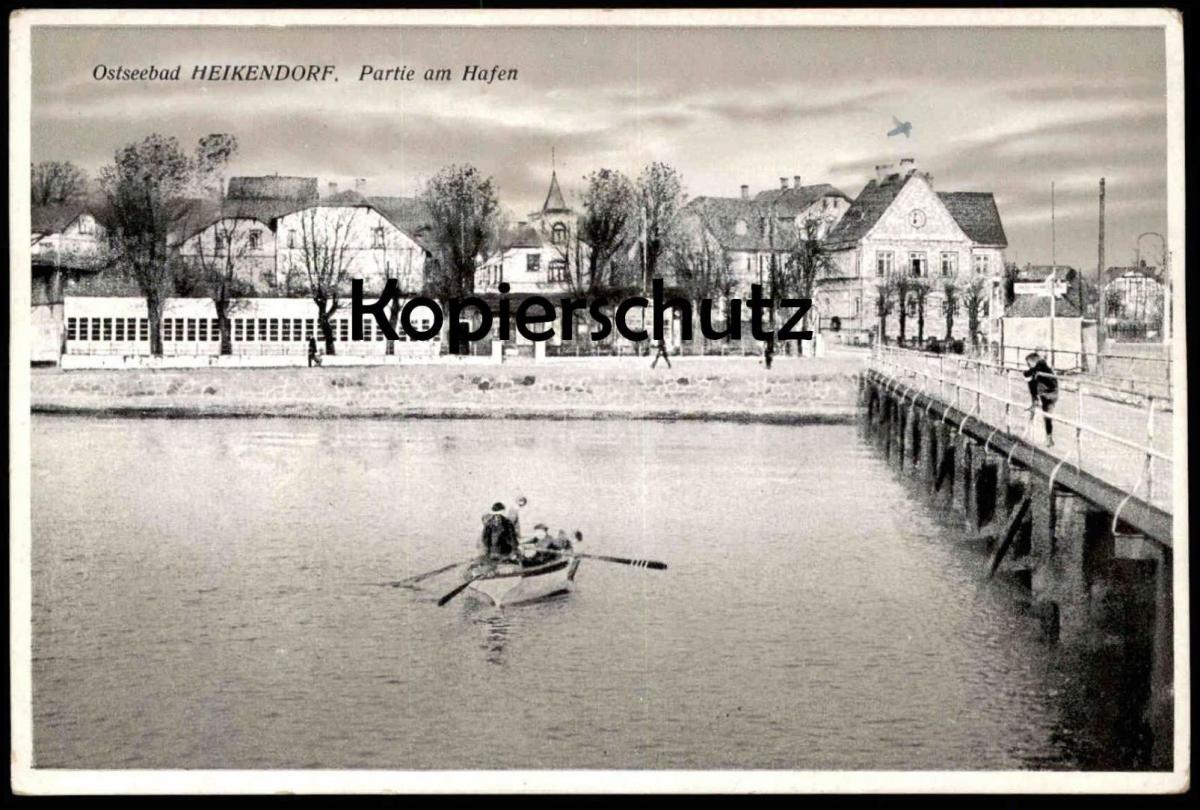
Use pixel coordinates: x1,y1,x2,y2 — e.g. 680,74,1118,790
887,115,912,138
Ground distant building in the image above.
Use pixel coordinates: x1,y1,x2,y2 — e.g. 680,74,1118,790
1103,263,1165,332
818,158,1008,344
679,177,851,298
477,170,584,297
31,200,113,361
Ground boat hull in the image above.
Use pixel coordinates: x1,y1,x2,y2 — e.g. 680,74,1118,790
466,558,581,606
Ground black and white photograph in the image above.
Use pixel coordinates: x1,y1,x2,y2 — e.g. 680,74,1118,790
9,8,1187,794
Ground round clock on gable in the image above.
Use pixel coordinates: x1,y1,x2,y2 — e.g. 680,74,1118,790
909,209,927,229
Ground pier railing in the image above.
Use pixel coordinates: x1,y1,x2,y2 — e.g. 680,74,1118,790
868,346,1173,513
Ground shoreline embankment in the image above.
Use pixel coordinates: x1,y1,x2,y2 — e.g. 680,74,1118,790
31,354,865,424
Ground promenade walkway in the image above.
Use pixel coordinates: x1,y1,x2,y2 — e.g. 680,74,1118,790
869,347,1174,513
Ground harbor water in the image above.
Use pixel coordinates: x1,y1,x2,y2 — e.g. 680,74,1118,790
31,416,1151,769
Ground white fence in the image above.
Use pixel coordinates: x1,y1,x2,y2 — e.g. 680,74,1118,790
869,346,1173,514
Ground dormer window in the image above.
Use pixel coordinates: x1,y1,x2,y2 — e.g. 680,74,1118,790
373,227,386,248
735,220,747,236
551,223,567,245
78,217,93,235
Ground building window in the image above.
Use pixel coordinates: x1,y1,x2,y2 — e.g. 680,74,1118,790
288,230,297,249
248,230,261,251
138,319,148,341
527,253,541,274
90,318,101,341
551,223,567,245
78,217,93,235
115,319,126,341
377,320,386,341
129,318,138,340
876,250,894,276
198,319,208,342
909,252,927,277
186,318,197,341
210,319,219,340
162,318,172,341
67,318,78,341
305,319,314,340
246,319,256,341
941,252,958,277
973,254,990,274
548,259,567,282
175,319,185,341
339,319,349,342
101,318,112,341
373,227,386,248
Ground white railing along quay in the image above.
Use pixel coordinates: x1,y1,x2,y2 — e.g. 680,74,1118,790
868,346,1173,515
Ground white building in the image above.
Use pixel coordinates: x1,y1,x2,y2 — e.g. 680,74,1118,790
818,159,1008,345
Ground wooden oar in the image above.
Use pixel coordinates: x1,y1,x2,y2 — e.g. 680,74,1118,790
437,569,493,607
544,549,667,571
392,561,469,588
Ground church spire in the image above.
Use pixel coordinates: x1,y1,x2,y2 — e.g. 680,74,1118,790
541,166,569,214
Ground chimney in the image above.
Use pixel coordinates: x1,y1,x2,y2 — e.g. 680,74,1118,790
793,175,802,189
874,163,894,182
780,177,788,190
899,157,915,173
328,181,338,196
740,185,749,200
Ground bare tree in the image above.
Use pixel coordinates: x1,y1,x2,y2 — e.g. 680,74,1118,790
176,135,244,354
962,274,990,351
369,235,426,356
420,164,501,301
895,273,915,344
875,274,897,344
99,134,195,356
670,211,736,353
635,162,686,291
575,168,635,294
177,215,255,355
942,276,961,340
911,277,931,344
783,216,837,346
283,206,361,355
32,161,88,206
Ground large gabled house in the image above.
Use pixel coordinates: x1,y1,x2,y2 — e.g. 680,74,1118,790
176,177,432,296
817,159,1008,344
678,178,851,299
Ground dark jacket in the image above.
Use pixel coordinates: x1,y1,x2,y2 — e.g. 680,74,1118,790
481,513,518,557
1023,360,1059,402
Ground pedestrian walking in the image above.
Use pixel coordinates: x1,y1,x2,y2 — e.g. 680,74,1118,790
651,337,672,369
307,336,322,368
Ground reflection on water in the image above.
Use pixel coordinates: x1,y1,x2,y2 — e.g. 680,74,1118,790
31,416,1150,770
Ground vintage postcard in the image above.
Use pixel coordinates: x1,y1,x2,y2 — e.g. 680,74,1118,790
9,7,1188,795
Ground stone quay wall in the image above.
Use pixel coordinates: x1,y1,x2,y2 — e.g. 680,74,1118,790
30,355,865,423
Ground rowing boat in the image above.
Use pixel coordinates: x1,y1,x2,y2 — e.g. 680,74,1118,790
464,556,581,607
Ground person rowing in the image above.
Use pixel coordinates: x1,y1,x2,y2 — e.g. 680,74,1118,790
480,502,519,562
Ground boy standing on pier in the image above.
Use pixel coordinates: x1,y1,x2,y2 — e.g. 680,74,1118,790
1023,352,1059,447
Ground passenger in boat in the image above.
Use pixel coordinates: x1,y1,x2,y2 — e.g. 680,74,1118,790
547,530,573,552
481,502,519,561
506,496,527,538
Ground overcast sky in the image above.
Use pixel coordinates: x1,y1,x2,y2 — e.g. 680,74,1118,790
31,25,1169,271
